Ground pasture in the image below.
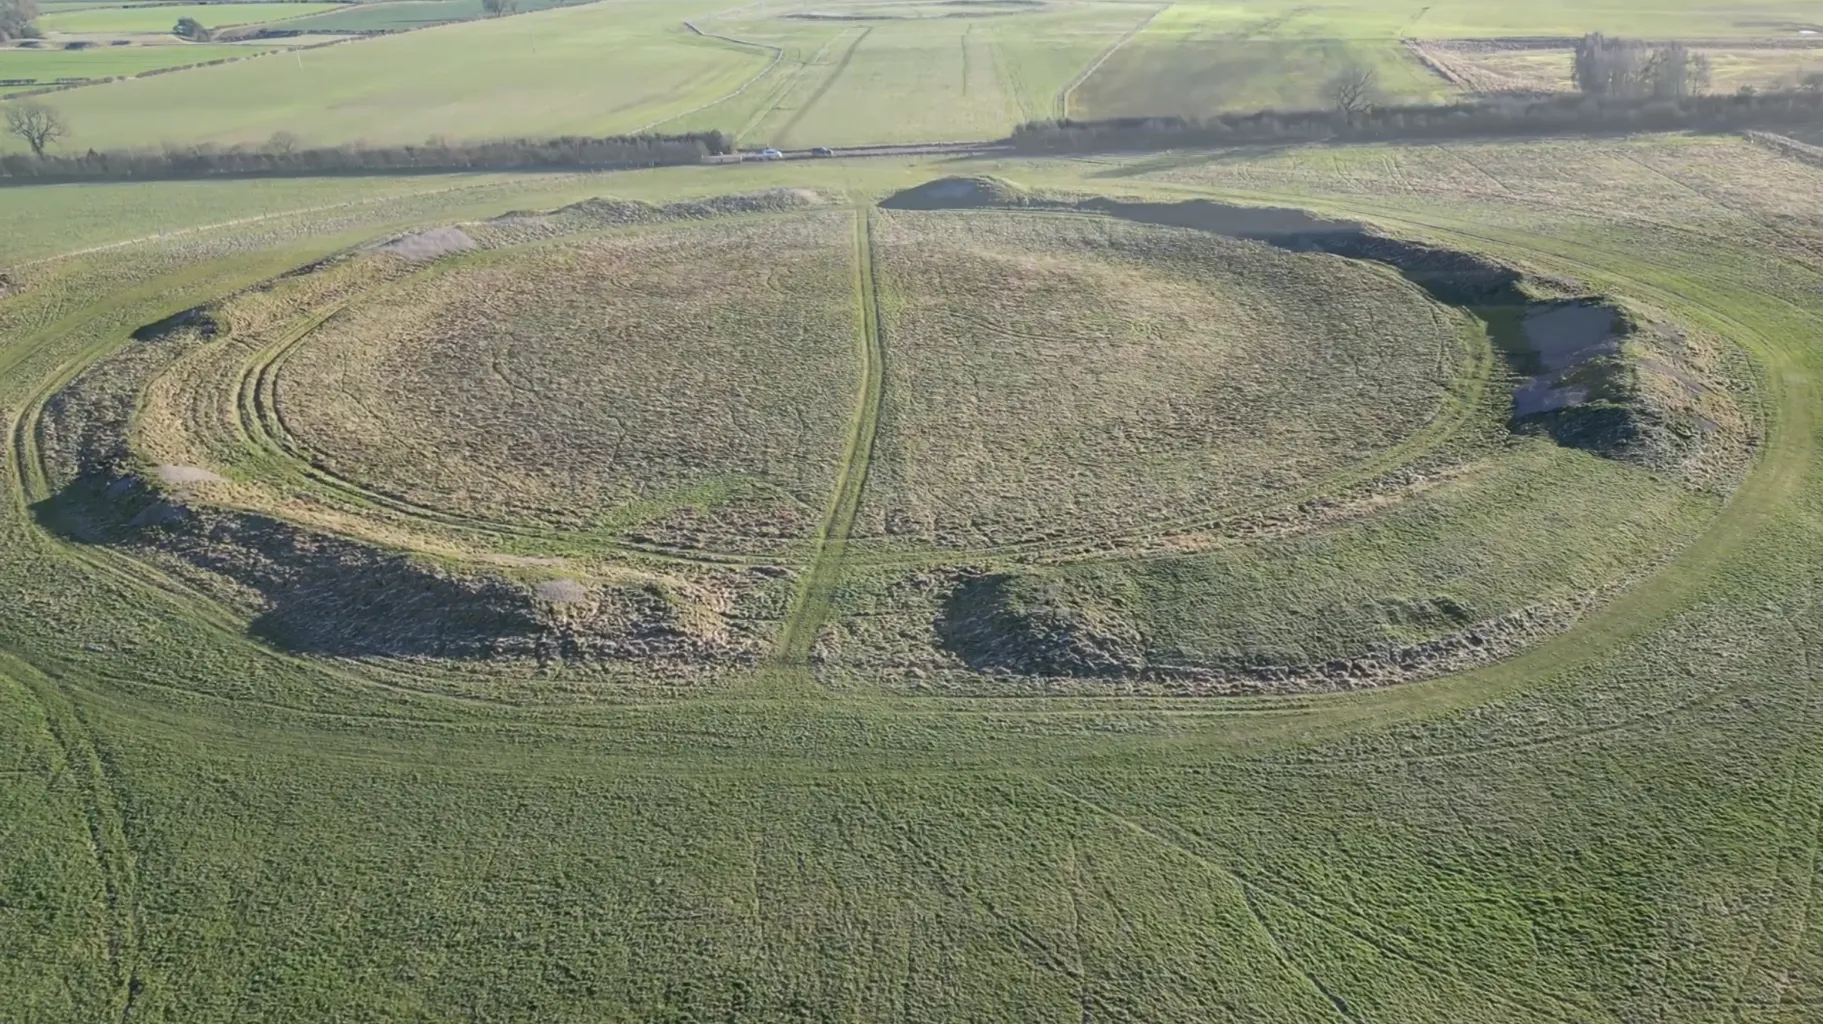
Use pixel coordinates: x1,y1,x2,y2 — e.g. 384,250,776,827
9,0,774,151
0,43,265,95
12,0,1823,151
35,2,340,32
7,0,1823,1018
278,0,592,32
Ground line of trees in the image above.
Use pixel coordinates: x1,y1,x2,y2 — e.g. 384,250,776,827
0,0,38,40
0,124,735,182
1007,89,1823,155
1572,34,1711,99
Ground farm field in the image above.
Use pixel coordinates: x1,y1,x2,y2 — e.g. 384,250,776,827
1067,0,1823,119
1412,39,1823,95
4,0,772,151
658,1,1155,145
0,43,267,95
12,0,1823,151
278,0,591,32
35,2,341,32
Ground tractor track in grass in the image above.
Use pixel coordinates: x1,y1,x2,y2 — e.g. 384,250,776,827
766,204,887,684
1056,1,1169,119
772,26,873,149
0,651,142,1023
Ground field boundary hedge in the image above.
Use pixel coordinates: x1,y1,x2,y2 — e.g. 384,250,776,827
1744,129,1823,168
0,131,734,183
1008,90,1823,153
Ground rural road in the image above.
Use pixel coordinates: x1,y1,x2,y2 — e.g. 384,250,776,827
706,141,1012,164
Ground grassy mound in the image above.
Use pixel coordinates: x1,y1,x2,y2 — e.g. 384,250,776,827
858,206,1474,547
22,178,1757,694
231,209,858,545
880,178,1754,480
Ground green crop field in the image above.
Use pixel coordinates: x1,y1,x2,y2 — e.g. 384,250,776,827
0,43,270,95
278,0,592,33
9,0,1823,1019
36,2,340,32
14,0,1823,151
5,0,774,151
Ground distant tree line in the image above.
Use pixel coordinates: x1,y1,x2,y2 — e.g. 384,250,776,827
1572,34,1709,99
1006,90,1823,155
0,129,735,182
0,0,39,40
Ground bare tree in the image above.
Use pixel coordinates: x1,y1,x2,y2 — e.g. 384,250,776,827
5,102,66,158
265,130,301,155
1573,33,1638,96
1325,65,1378,116
1639,42,1710,98
480,0,518,14
1574,33,1713,99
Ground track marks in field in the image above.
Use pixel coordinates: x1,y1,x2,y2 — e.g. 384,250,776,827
768,206,885,682
3,654,142,1023
774,27,872,148
1057,2,1168,119
1046,780,1599,1024
636,20,786,135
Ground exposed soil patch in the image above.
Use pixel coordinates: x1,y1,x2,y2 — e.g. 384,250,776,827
153,464,227,487
375,226,476,261
535,578,590,605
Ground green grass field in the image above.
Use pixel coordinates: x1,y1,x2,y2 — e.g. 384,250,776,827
278,0,590,33
6,0,772,151
36,2,340,32
8,0,1823,1017
3,129,1821,1017
11,0,1823,150
0,43,271,95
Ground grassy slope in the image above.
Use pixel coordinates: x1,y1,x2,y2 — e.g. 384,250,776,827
1,135,1822,1020
11,0,768,152
36,2,340,32
1072,3,1456,119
